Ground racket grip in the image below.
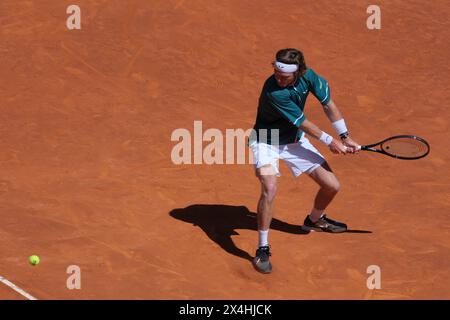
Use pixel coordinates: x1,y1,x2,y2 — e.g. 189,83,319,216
344,146,362,152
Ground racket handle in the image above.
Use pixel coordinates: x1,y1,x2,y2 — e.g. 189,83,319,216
344,146,362,152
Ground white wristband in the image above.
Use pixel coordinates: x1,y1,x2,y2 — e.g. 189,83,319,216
332,119,348,136
319,132,333,146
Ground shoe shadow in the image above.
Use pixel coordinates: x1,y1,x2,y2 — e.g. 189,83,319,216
345,230,373,234
169,204,309,262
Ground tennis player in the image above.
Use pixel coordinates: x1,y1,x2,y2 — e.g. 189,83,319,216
249,48,360,274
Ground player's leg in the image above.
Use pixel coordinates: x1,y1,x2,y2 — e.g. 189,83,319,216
253,165,278,274
308,162,340,216
256,165,278,239
303,162,347,232
250,142,281,273
281,138,347,232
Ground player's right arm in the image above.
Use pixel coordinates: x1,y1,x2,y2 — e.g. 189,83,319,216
267,90,347,154
299,119,347,155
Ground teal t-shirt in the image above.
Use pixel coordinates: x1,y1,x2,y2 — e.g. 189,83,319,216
250,68,331,145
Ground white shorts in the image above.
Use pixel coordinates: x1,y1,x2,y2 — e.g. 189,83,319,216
250,136,326,177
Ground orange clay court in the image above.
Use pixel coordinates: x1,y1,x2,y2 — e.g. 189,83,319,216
0,0,449,299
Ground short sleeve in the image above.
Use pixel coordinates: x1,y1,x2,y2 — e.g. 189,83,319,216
306,69,331,105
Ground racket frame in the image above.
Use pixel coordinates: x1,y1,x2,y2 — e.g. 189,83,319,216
359,135,430,160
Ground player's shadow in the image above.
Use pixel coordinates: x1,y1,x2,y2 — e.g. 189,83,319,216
169,204,309,262
170,204,373,262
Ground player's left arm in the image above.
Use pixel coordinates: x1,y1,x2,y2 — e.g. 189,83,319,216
307,68,360,153
322,99,360,153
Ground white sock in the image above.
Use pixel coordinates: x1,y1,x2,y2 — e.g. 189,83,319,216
309,208,324,223
258,229,269,248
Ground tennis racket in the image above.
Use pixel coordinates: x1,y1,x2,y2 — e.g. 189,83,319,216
353,135,430,160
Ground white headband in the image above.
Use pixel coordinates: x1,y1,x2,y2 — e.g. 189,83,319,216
274,61,298,73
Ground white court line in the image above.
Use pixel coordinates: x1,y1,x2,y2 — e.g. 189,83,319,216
0,276,38,300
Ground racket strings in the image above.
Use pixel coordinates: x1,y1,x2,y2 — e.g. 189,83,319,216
381,138,429,158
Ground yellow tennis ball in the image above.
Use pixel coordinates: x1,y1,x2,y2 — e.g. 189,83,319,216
29,255,40,266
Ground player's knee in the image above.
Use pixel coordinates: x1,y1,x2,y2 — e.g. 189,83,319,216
325,180,340,194
262,181,277,201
